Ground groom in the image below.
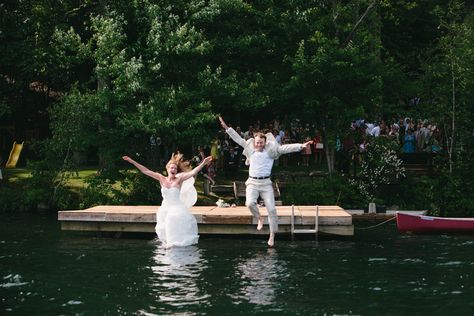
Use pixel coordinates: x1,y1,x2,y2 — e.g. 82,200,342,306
219,116,312,246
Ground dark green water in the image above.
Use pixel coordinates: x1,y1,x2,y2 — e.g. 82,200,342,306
1,214,474,315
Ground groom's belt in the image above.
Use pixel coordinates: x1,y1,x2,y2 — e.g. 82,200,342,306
248,175,271,179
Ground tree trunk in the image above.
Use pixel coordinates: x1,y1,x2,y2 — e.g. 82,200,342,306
50,140,72,208
449,52,456,174
325,145,335,176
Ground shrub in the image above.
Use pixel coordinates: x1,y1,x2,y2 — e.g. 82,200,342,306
121,171,163,205
79,170,162,208
281,174,364,208
349,137,405,203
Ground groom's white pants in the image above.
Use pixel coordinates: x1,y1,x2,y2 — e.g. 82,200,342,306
245,178,278,233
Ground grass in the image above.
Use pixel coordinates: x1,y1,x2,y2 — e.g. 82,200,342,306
65,169,103,191
2,167,98,190
2,168,32,182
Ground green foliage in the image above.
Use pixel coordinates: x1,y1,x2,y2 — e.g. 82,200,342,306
80,175,126,209
49,88,99,156
281,173,441,211
22,160,57,209
281,174,364,208
80,170,163,209
429,137,474,217
432,173,474,217
0,159,81,212
421,1,474,157
1,187,38,213
0,186,31,213
379,177,436,210
349,137,405,203
121,171,163,206
415,1,474,216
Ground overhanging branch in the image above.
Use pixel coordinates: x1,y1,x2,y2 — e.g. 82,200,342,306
344,0,378,46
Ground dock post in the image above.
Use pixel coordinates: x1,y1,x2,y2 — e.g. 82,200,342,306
368,202,376,214
291,204,295,240
315,205,319,240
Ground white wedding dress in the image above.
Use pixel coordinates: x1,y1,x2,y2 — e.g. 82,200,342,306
155,177,199,247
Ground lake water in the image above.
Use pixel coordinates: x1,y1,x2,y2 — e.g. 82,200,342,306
1,214,474,315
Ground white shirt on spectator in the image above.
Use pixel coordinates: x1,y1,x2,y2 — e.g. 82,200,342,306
366,123,374,135
371,125,381,137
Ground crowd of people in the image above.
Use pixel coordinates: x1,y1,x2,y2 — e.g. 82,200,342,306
191,116,443,181
352,118,442,154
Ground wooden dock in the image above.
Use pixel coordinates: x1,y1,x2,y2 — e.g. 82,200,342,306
58,205,354,236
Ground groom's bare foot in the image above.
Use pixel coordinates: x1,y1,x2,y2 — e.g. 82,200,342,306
267,233,275,247
257,217,264,231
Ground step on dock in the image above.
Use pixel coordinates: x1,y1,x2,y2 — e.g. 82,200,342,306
58,205,354,237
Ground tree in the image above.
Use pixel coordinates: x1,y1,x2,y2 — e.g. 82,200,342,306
422,1,474,172
286,0,383,174
420,1,474,215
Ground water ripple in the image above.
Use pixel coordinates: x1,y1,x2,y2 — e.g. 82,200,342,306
368,257,387,262
1,274,29,288
436,261,463,266
230,248,286,306
64,300,83,306
402,258,425,264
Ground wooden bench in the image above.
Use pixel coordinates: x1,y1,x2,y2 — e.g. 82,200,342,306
233,181,283,206
210,184,234,194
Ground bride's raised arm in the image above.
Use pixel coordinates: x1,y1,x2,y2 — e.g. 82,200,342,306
122,156,166,183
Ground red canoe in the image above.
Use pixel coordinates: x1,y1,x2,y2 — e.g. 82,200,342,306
396,212,474,233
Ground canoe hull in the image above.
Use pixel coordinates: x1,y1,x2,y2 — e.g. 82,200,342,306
396,212,474,233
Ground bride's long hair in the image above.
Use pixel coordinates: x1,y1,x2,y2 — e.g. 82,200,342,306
166,152,192,173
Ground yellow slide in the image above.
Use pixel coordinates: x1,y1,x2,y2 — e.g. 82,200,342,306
5,141,24,168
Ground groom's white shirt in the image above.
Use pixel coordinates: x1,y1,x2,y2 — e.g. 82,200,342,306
225,127,302,166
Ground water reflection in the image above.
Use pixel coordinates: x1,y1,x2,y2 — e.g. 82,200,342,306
148,244,209,312
0,274,29,288
233,248,286,306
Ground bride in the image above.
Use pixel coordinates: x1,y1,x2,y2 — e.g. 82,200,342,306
123,153,212,247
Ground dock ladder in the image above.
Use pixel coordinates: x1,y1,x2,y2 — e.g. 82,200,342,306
290,204,319,237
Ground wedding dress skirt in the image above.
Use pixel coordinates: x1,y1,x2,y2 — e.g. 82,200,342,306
155,180,199,247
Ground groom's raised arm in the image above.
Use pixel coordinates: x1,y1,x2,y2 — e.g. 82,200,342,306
219,116,247,148
277,140,313,155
